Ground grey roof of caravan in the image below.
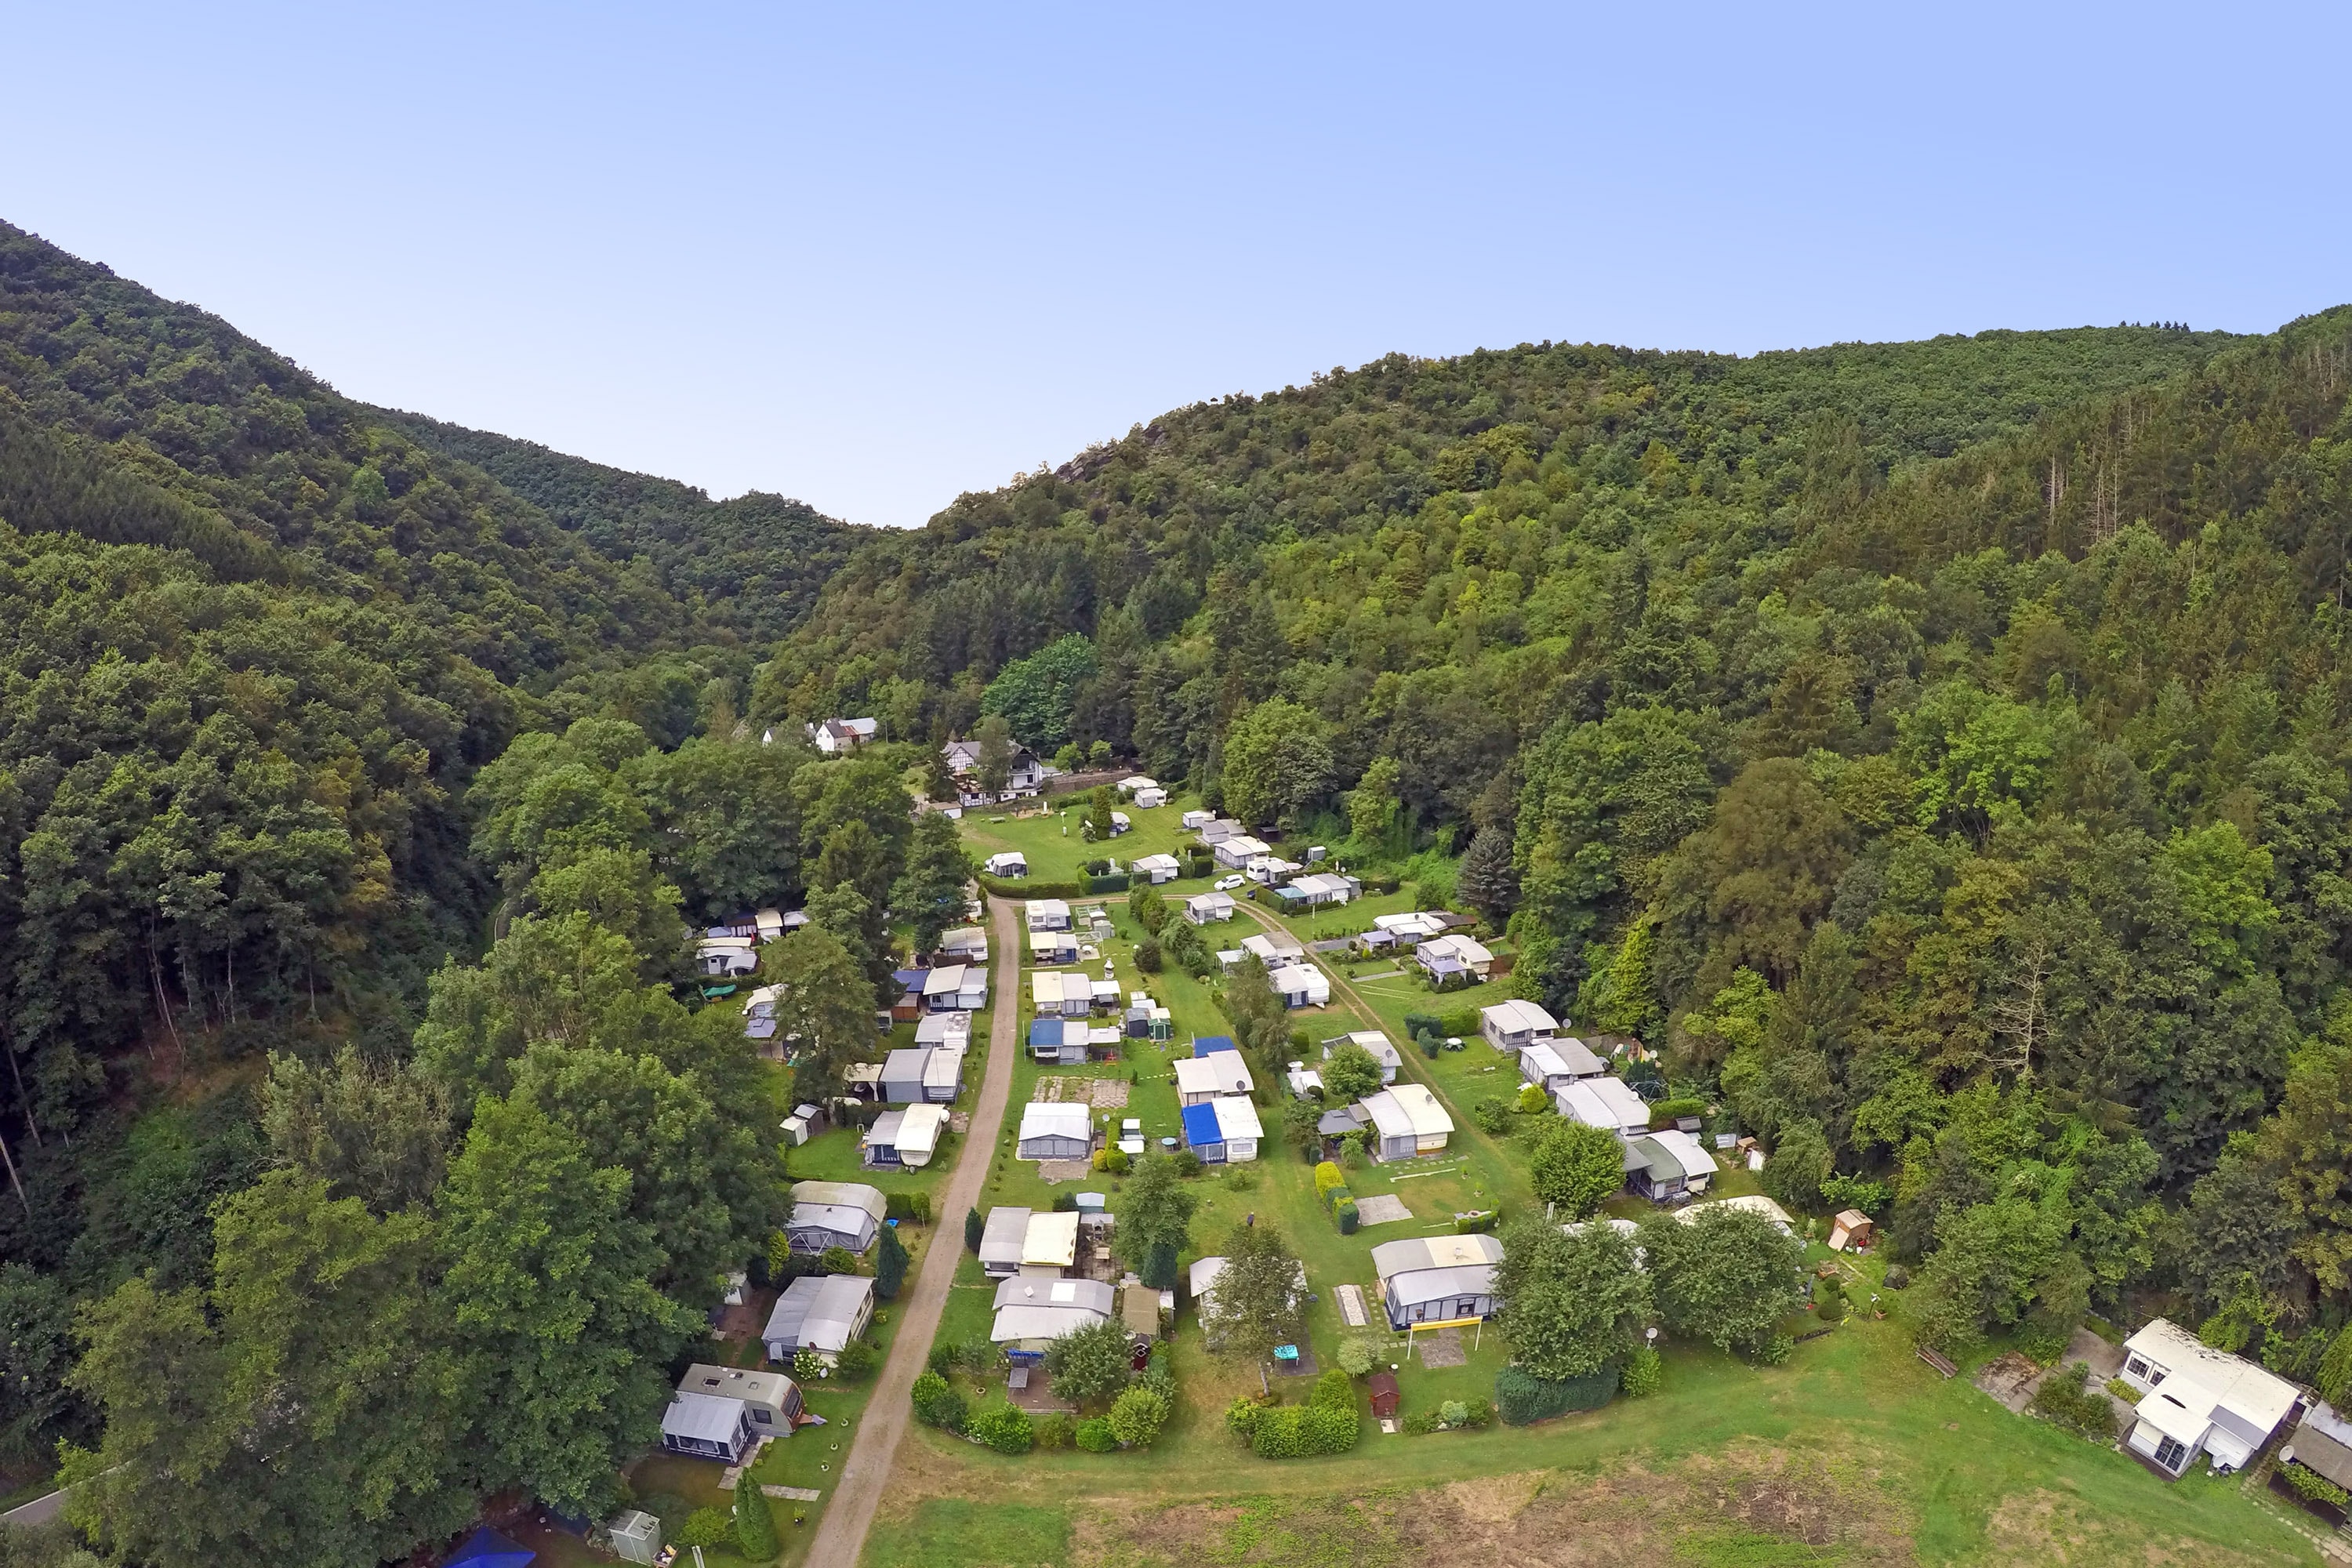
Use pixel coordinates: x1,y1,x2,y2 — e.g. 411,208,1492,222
980,1206,1033,1266
763,1273,873,1352
662,1390,745,1444
790,1181,887,1221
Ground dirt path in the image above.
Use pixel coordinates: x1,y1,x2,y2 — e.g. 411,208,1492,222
806,895,1021,1568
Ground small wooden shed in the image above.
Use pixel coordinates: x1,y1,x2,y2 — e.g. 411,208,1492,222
1367,1371,1400,1421
1828,1209,1875,1251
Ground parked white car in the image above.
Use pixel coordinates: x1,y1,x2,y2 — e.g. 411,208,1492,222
1214,874,1246,892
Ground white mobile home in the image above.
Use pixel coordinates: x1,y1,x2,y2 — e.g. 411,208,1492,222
1213,835,1272,869
1628,1131,1718,1201
1357,1084,1454,1161
1241,931,1305,966
1181,1096,1261,1163
1519,1036,1606,1093
922,962,988,1012
696,936,759,978
676,1364,803,1438
936,925,990,964
1130,853,1181,884
1031,970,1093,1018
862,1102,949,1169
1185,891,1236,924
1132,786,1168,808
2119,1318,2299,1478
880,1047,931,1105
982,851,1028,878
660,1390,756,1462
1555,1076,1653,1144
1174,1053,1255,1105
1269,962,1331,1009
1025,898,1073,931
1479,999,1558,1054
991,1276,1115,1359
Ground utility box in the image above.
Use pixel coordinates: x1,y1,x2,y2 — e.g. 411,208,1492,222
608,1508,661,1565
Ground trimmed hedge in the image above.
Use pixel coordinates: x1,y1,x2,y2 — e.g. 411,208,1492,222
1334,1197,1359,1235
1075,1417,1118,1452
977,874,1087,899
1495,1364,1619,1425
1087,872,1132,893
1313,1161,1346,1202
885,1191,933,1224
1649,1096,1707,1129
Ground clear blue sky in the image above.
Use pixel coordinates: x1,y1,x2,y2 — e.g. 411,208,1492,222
5,2,2346,528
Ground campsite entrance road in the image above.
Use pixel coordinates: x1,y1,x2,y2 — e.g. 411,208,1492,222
803,893,1020,1567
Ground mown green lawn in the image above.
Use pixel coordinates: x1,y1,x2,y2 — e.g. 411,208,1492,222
866,1315,2326,1566
957,793,1208,885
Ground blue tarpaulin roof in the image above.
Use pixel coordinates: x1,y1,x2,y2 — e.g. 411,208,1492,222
446,1527,535,1568
1193,1035,1238,1055
1028,1018,1068,1046
1182,1102,1224,1147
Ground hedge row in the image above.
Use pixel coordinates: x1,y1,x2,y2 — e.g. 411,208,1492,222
1495,1363,1619,1425
977,874,1087,899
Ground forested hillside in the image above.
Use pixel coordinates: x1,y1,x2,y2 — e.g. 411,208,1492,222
372,407,865,642
762,309,2352,1363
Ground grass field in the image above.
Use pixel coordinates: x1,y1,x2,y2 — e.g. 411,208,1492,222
865,1314,2328,1566
957,793,1209,885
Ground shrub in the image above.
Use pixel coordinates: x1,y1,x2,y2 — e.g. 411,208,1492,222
1103,1147,1130,1174
1250,1405,1308,1457
1400,1409,1437,1436
1461,1398,1494,1428
1334,1197,1359,1235
1494,1364,1619,1425
1303,1403,1361,1454
836,1340,877,1379
818,1245,858,1276
1470,1097,1512,1135
1109,1385,1172,1448
1312,1368,1354,1410
1820,1173,1889,1214
2285,1463,2352,1507
1648,1097,1706,1129
1033,1412,1073,1450
927,1340,957,1377
1439,1399,1470,1428
1813,1276,1846,1325
1439,1006,1480,1037
1135,937,1163,972
1452,1209,1497,1234
733,1479,780,1561
910,1370,965,1431
1420,1033,1441,1058
2105,1377,2142,1406
1621,1346,1663,1398
1515,1083,1550,1114
1171,1151,1202,1178
1882,1264,1910,1290
1336,1337,1377,1377
676,1507,735,1549
885,1191,933,1225
967,1398,1035,1454
1225,1396,1266,1439
1221,1163,1258,1192
1314,1161,1345,1201
964,1206,985,1253
2029,1364,2118,1442
1402,1011,1442,1039
792,1348,822,1381
874,1228,909,1301
1075,1417,1119,1452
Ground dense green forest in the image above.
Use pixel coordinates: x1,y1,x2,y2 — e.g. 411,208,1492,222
5,209,2352,1563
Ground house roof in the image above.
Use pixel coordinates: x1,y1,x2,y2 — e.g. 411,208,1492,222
791,1181,887,1221
1214,1096,1263,1140
1269,962,1327,995
1242,931,1305,961
1221,835,1272,857
1362,1083,1454,1138
1187,891,1234,912
979,1207,1032,1265
2292,1403,2352,1490
677,1363,798,1410
763,1274,873,1352
922,1047,965,1088
1422,934,1492,965
916,1012,972,1045
1186,1254,1305,1312
1181,1102,1225,1147
1556,1076,1650,1131
661,1390,746,1446
1022,1210,1082,1269
1325,1031,1401,1066
1291,872,1353,898
1031,971,1089,1005
1679,1194,1792,1231
871,1102,949,1156
1131,853,1181,871
1028,1018,1078,1047
1373,912,1447,937
883,1047,930,1081
1644,1128,1720,1179
1174,1055,1254,1098
1018,1102,1092,1142
1483,997,1558,1035
2125,1318,2300,1438
991,1274,1114,1316
1025,898,1071,920
922,964,968,995
1370,1233,1504,1278
1318,1104,1364,1135
1384,1263,1497,1308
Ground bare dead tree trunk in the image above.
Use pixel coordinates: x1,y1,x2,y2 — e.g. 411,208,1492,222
1987,935,2054,1084
0,1124,25,1216
148,928,183,1062
5,1038,38,1149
